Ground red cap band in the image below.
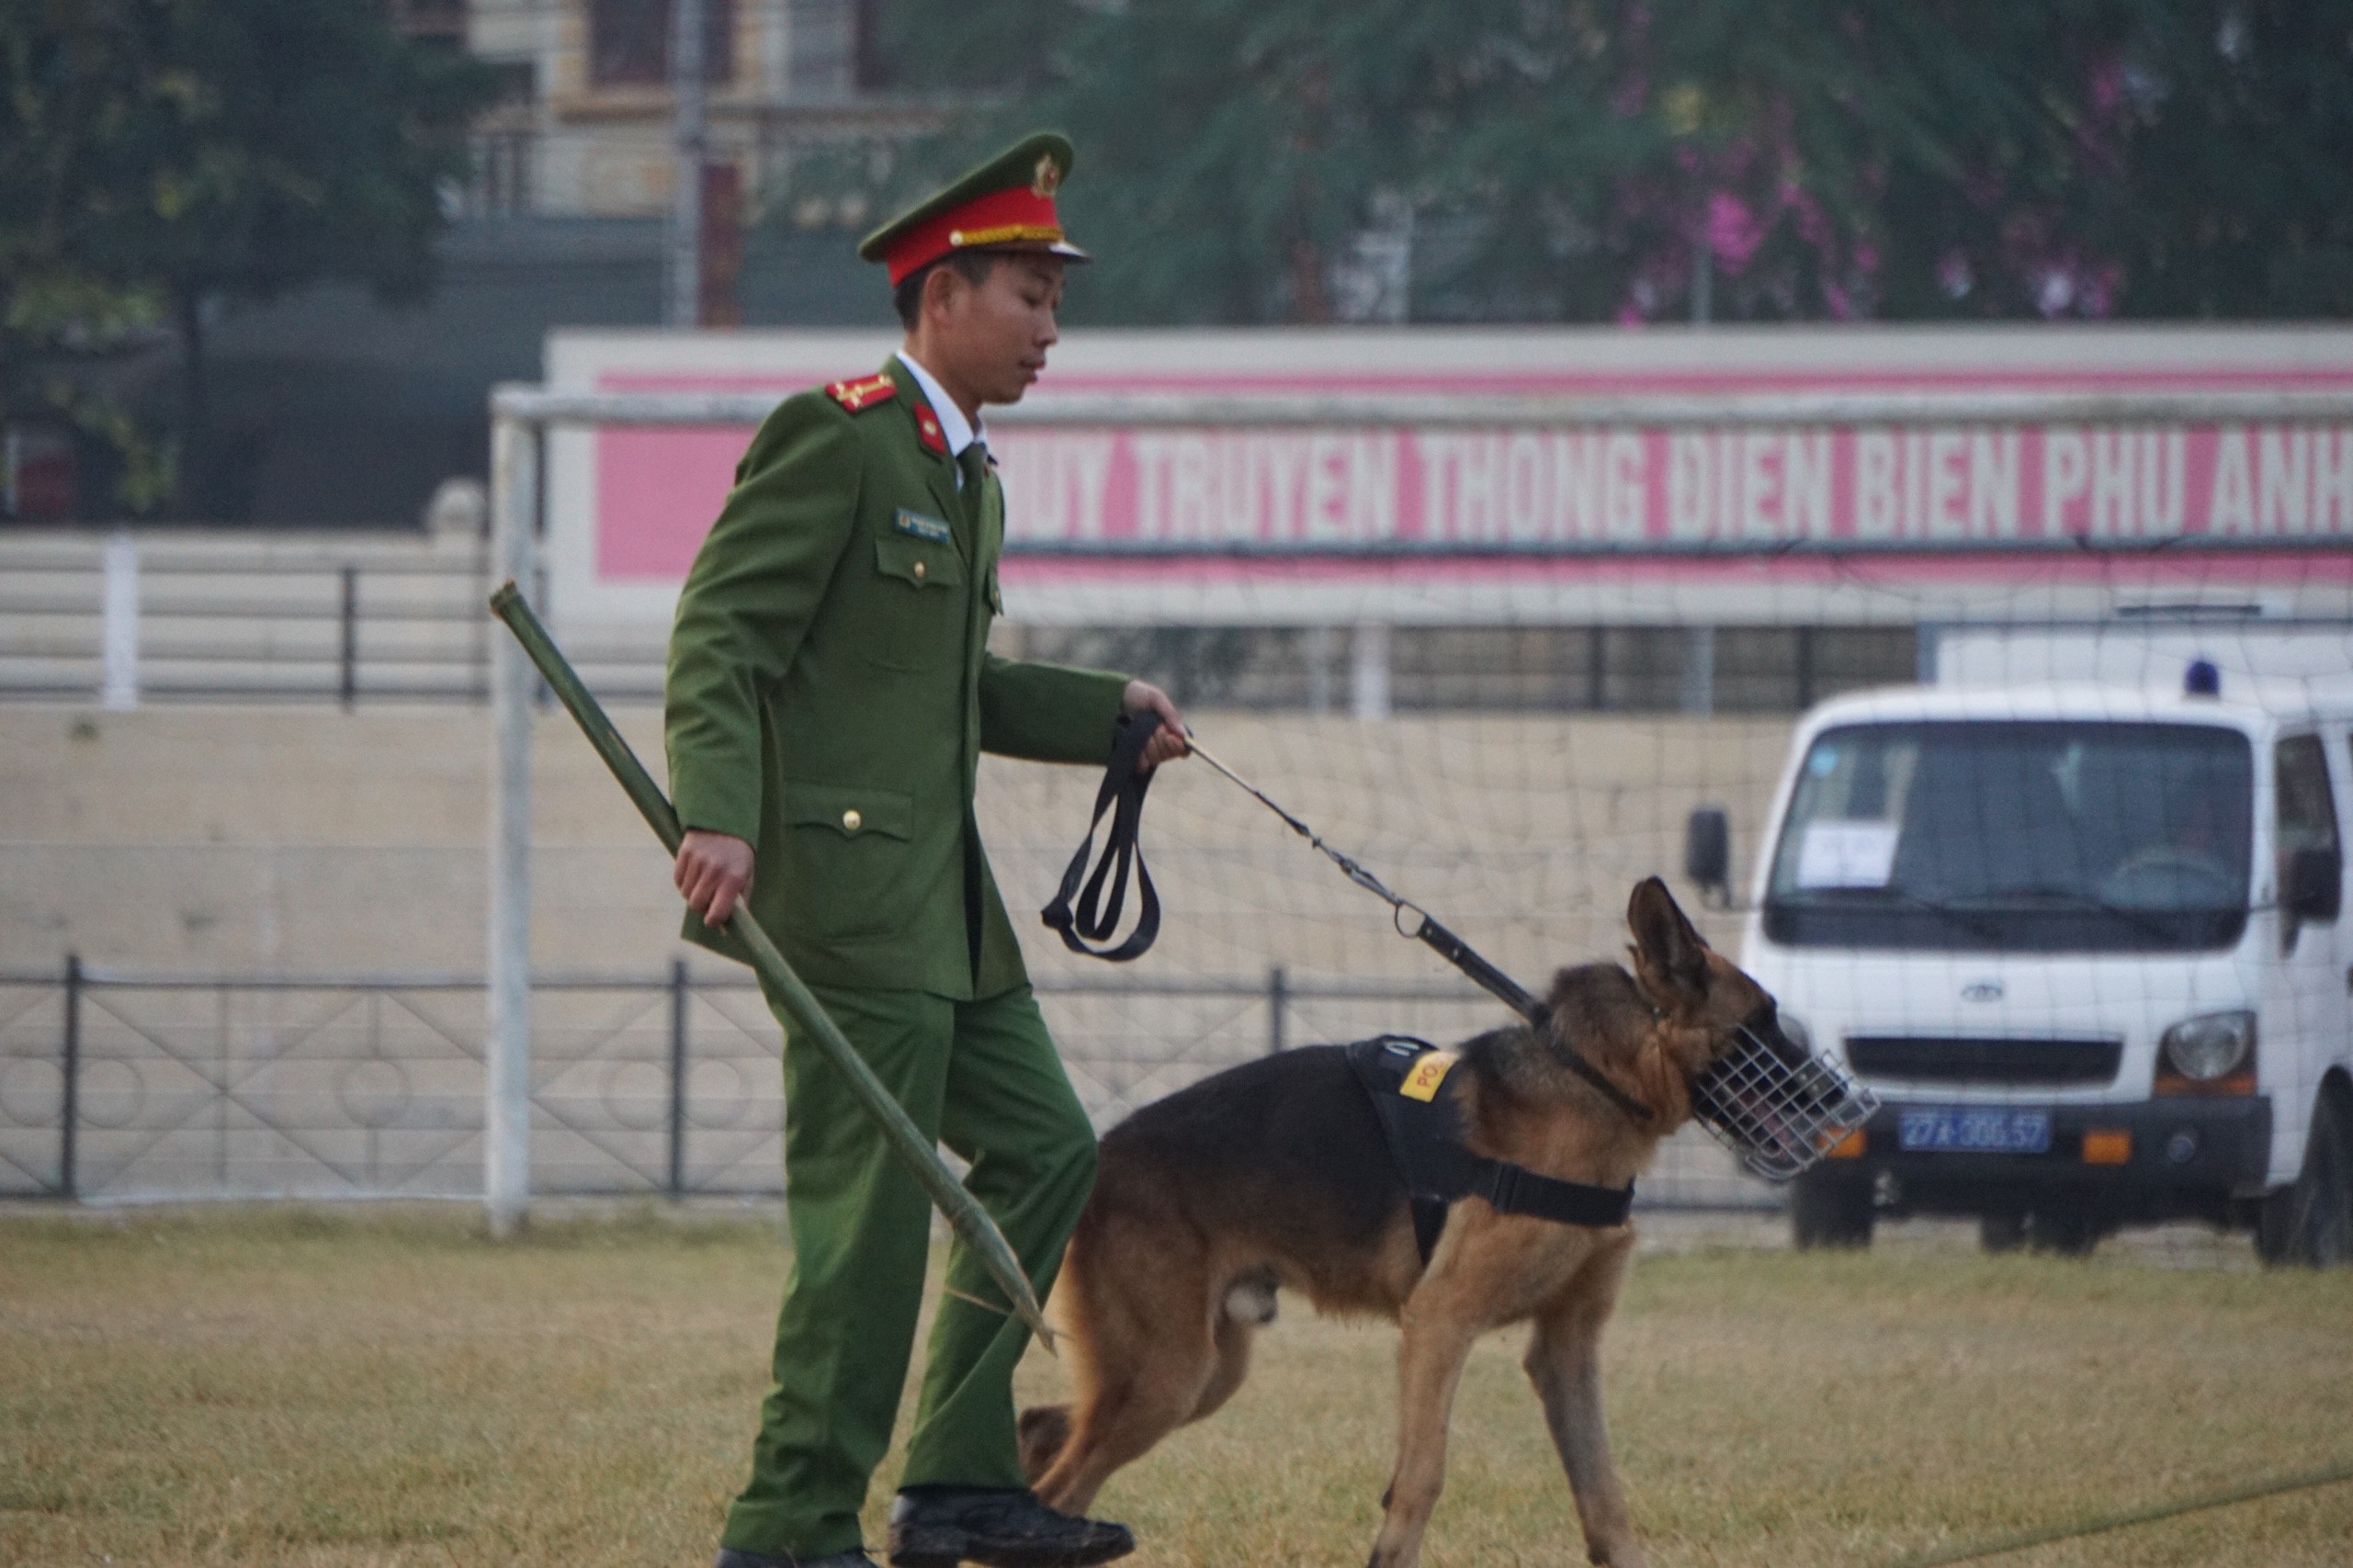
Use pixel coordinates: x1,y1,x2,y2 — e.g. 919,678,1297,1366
883,185,1066,287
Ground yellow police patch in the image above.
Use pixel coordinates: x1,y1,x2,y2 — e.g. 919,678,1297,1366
1398,1051,1458,1103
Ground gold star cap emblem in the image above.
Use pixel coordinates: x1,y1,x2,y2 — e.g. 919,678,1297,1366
1033,152,1063,197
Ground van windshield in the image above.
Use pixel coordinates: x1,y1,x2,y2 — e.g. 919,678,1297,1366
1764,721,2253,953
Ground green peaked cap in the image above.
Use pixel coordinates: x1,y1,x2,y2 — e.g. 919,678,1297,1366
858,130,1089,283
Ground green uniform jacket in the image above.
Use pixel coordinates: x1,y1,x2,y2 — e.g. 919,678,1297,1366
664,358,1127,998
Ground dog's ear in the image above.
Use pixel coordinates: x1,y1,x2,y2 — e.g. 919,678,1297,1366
1628,876,1711,1007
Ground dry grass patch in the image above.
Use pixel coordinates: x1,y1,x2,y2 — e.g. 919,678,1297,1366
1,1205,2347,1568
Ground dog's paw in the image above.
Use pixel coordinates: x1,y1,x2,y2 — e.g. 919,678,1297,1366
1016,1403,1072,1479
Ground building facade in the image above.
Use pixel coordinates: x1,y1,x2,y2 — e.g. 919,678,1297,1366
452,0,941,221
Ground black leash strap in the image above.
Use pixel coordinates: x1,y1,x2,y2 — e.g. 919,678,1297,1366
1041,711,1162,962
1190,739,1653,1128
1409,913,1652,1125
1408,911,1544,1024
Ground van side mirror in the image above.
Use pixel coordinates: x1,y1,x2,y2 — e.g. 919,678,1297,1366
2284,847,2341,923
1684,807,1731,906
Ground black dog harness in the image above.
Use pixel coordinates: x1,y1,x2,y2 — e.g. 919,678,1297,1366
1345,1035,1635,1264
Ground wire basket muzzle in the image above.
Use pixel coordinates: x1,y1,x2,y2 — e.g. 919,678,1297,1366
1689,1027,1881,1181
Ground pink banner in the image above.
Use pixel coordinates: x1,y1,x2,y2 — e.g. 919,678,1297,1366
580,344,2353,587
987,423,2353,548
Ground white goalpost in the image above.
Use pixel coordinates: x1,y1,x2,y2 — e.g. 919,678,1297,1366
481,379,2353,1231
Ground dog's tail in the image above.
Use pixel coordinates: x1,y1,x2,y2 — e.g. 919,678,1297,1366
1016,1403,1073,1482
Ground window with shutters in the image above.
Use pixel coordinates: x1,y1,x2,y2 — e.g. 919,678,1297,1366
589,0,735,87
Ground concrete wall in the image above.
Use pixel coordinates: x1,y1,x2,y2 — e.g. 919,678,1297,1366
0,704,1795,1199
0,705,1794,981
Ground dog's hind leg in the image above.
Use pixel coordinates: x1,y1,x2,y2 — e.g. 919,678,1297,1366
1524,1239,1647,1568
1039,1268,1264,1493
1187,1272,1272,1424
1030,1303,1219,1517
1028,1224,1228,1517
1016,1404,1073,1484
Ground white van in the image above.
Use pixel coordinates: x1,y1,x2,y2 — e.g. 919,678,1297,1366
1691,649,2351,1263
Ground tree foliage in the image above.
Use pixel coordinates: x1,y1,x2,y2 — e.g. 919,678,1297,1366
2,0,495,515
856,0,2353,325
4,2,181,508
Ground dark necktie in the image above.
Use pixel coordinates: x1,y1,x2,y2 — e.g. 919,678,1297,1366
957,440,989,497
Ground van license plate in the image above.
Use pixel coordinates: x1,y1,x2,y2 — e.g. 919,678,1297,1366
1898,1109,2052,1155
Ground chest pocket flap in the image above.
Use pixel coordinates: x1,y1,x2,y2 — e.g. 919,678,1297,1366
784,781,912,840
875,534,966,591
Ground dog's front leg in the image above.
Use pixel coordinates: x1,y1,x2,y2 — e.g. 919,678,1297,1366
1525,1241,1646,1568
1365,1289,1482,1568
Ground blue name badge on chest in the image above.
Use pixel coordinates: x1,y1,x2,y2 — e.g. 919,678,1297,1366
895,509,953,544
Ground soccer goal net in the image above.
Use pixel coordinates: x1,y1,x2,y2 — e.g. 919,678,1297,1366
485,382,2353,1215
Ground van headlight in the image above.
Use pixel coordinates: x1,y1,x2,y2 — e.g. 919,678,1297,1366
2159,1010,2254,1082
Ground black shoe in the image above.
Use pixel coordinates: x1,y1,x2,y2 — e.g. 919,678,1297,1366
714,1549,877,1568
887,1488,1134,1568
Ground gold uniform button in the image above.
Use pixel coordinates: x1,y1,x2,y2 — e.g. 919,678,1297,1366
912,559,927,581
842,808,862,832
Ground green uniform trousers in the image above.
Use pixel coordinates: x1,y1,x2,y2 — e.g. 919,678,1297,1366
721,980,1096,1558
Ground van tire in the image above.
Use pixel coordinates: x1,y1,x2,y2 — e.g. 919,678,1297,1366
1792,1172,1873,1249
2027,1207,2101,1257
2257,1088,2353,1269
1979,1213,2027,1253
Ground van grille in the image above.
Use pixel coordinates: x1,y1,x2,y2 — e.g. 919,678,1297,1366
1844,1036,2122,1087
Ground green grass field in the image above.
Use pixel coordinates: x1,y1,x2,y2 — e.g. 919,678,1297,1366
2,1206,2348,1568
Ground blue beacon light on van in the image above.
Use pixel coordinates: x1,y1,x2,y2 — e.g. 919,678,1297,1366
2184,659,2221,697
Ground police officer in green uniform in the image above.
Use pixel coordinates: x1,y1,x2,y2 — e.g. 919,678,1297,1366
666,133,1187,1568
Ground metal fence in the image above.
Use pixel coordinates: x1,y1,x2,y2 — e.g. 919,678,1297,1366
0,527,1929,715
0,536,495,705
0,960,1773,1210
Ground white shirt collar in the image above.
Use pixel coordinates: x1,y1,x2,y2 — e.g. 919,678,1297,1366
895,351,985,462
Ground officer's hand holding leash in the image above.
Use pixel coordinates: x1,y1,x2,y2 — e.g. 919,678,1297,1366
678,685,1183,931
1121,679,1190,770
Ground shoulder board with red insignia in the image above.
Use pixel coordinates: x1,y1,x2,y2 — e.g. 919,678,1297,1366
825,373,899,412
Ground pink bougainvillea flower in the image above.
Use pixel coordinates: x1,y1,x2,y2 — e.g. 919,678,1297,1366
1707,191,1766,273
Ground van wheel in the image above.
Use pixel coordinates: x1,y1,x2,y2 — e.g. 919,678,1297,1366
1792,1172,1873,1249
2258,1089,2353,1269
2026,1207,2100,1257
1979,1213,2027,1253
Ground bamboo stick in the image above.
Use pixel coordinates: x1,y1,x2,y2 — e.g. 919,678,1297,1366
488,581,1052,1342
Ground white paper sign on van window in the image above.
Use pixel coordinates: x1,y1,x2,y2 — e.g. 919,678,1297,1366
1796,821,1901,888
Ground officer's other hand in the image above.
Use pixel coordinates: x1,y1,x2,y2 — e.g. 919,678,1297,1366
1122,680,1192,771
675,829,755,926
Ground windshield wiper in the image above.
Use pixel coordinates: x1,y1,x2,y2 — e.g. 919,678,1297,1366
1775,887,2012,942
1953,884,2202,943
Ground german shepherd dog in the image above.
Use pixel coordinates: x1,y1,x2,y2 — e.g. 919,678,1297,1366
1017,877,1806,1568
